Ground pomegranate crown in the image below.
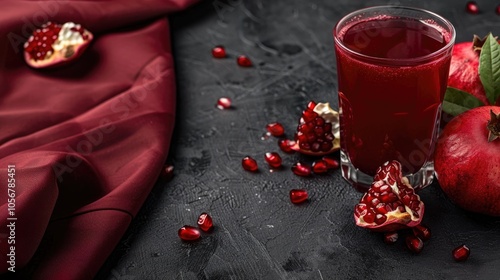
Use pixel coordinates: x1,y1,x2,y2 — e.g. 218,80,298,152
487,110,500,142
472,34,499,54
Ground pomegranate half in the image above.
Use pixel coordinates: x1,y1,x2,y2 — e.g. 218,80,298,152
24,21,93,68
435,106,500,216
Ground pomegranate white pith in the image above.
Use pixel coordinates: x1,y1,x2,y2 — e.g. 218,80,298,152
24,22,93,68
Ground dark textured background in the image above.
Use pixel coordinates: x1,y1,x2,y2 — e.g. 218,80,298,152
97,0,500,279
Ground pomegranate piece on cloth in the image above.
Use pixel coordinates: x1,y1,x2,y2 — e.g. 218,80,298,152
24,21,93,68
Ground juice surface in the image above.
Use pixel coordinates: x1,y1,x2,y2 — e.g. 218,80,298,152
336,17,452,175
341,17,448,59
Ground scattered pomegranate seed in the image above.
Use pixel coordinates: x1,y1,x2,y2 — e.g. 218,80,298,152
264,152,282,168
278,139,295,153
322,156,339,169
178,225,201,241
452,245,470,262
291,162,312,177
383,232,399,244
162,164,174,181
290,189,308,204
216,97,232,110
242,156,258,172
496,4,500,15
406,235,424,254
237,55,252,67
212,46,226,58
466,1,479,14
312,159,328,174
412,224,431,241
197,213,213,232
266,122,285,137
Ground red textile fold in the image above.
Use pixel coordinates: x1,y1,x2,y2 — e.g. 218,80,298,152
0,0,197,278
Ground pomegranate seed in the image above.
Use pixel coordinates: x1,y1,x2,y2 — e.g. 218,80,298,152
374,213,387,225
162,164,174,181
355,203,367,217
374,160,402,182
322,156,339,169
290,189,308,204
363,211,375,223
466,1,479,14
307,101,316,110
312,159,328,174
266,122,285,137
237,55,252,67
278,139,295,153
212,46,226,58
496,4,500,15
291,162,311,177
452,245,470,262
375,204,388,214
406,235,424,254
242,156,258,172
412,224,431,241
371,198,380,207
302,110,318,122
383,232,398,244
264,152,282,168
178,225,201,241
197,213,213,232
216,97,232,110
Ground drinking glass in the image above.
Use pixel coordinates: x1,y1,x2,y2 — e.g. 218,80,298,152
333,6,456,190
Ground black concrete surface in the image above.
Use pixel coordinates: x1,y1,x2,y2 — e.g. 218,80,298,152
96,0,500,279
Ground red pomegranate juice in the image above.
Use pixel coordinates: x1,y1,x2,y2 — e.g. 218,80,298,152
335,17,453,177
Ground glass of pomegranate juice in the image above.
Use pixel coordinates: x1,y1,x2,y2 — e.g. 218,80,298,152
333,6,455,190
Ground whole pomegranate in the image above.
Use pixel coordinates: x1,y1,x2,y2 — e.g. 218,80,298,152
435,106,500,216
447,35,499,106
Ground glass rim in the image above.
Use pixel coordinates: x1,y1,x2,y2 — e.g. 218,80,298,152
333,5,456,65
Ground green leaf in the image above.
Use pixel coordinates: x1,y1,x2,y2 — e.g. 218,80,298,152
443,87,484,116
479,33,500,105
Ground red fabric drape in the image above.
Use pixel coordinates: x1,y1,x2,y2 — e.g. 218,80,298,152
0,1,198,278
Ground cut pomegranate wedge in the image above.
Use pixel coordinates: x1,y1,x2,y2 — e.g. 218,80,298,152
24,21,93,68
290,102,340,156
354,161,424,232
